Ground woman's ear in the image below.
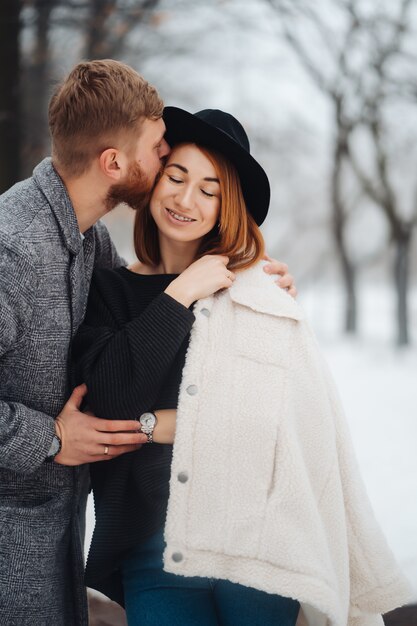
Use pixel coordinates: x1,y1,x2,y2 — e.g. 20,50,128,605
99,148,126,181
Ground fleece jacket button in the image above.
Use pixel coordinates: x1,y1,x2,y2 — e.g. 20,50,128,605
177,471,189,483
200,308,210,317
186,385,198,396
172,552,183,563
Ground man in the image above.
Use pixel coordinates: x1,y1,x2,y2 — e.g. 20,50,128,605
0,59,295,625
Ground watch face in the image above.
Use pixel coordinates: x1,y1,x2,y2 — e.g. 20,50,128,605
49,435,60,456
140,412,156,428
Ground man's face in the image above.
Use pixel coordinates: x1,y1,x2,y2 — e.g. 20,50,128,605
105,160,154,212
132,117,170,181
105,117,170,212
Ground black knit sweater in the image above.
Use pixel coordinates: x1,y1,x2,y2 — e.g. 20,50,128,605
71,266,195,606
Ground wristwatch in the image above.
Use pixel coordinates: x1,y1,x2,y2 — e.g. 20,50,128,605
138,411,158,444
45,433,62,463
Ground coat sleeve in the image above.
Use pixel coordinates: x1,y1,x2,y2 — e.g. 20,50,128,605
0,241,55,474
71,276,195,420
314,334,412,621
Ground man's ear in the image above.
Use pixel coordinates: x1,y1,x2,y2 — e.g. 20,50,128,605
99,148,126,181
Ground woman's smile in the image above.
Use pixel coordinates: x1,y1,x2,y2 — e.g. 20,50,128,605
165,207,197,224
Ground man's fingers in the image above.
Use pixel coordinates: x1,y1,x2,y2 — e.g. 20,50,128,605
107,444,143,458
92,444,143,462
270,262,289,275
67,383,88,409
275,278,297,299
278,273,294,289
94,418,142,432
97,431,148,446
55,407,148,465
263,260,288,275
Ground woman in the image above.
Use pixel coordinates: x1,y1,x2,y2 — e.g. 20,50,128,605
72,108,410,626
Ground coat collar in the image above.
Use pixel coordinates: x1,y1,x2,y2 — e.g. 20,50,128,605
229,261,303,321
33,158,83,255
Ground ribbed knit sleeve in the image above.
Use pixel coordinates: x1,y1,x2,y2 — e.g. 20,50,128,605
72,270,195,420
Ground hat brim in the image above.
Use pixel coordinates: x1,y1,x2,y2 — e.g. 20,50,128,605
163,107,270,226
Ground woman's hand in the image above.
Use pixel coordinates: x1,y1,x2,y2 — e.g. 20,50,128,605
164,255,235,307
263,254,297,298
152,409,177,444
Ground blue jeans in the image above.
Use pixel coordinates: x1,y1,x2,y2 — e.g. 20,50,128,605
121,529,300,626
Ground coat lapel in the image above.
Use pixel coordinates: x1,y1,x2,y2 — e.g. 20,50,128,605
68,232,96,336
33,158,95,336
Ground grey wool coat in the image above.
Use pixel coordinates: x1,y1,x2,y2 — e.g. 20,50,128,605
0,158,124,625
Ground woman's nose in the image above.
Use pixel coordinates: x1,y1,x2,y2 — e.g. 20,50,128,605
175,185,194,210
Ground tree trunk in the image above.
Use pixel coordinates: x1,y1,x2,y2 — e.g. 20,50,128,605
331,118,357,334
85,0,161,60
394,230,411,347
85,0,116,59
0,0,21,192
339,246,357,334
22,0,54,176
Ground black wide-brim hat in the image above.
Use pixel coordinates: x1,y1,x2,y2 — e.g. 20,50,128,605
163,107,270,226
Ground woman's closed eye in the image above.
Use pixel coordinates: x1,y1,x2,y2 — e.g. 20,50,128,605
167,175,216,198
167,175,183,184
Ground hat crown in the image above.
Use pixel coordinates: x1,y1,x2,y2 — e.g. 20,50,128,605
194,109,250,153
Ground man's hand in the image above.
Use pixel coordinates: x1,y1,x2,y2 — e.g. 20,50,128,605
54,384,147,465
263,254,297,298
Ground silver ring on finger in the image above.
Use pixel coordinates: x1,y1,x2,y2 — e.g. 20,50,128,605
104,445,109,455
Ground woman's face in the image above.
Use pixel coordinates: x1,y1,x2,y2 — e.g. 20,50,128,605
150,143,221,245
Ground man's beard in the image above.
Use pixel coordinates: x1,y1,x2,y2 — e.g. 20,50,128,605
105,161,160,212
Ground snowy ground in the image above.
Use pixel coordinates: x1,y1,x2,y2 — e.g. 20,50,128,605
85,285,417,598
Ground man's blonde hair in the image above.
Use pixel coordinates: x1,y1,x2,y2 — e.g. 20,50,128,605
48,59,164,177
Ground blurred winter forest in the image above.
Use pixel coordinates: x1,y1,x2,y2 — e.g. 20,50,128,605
1,0,417,347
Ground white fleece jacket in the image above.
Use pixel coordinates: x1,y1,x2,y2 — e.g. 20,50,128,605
163,262,412,626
